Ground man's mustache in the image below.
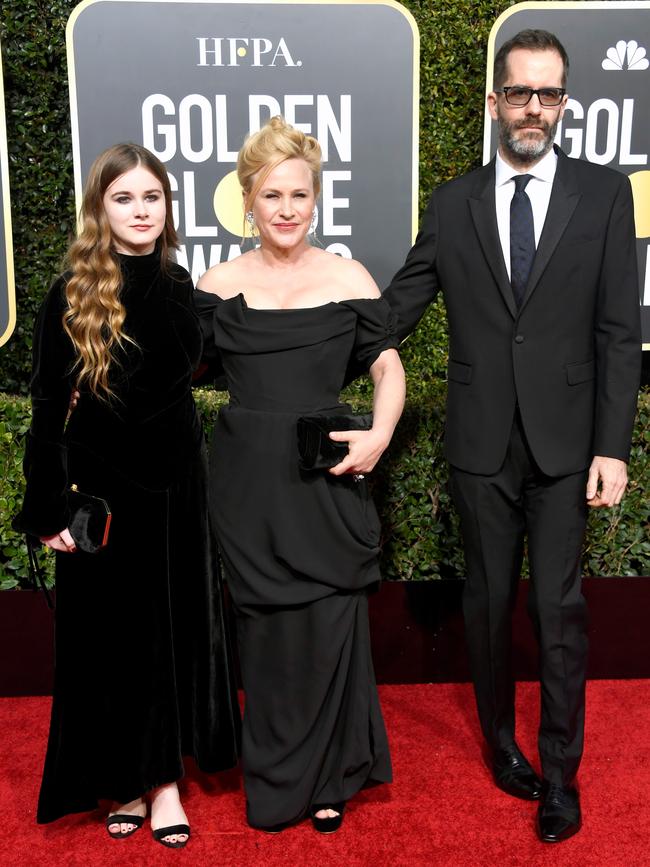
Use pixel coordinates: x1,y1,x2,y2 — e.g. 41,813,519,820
512,118,549,132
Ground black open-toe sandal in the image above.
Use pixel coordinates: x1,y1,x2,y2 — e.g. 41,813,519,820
105,813,145,839
152,823,191,849
310,802,345,834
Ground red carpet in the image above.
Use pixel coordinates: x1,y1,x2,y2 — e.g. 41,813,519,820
1,681,649,866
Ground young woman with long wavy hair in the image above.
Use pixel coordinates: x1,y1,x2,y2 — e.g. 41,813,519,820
18,143,240,848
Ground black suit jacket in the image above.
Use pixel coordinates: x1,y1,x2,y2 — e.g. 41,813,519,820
384,148,641,477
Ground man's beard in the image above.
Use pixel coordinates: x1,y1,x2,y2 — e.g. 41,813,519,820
498,114,559,165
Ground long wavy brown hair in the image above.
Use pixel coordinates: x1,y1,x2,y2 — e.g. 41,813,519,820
63,143,179,400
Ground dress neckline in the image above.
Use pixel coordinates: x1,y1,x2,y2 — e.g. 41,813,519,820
117,249,163,280
196,290,380,313
243,295,338,313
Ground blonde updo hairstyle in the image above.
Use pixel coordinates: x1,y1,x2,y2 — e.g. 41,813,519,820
237,116,322,221
63,143,179,401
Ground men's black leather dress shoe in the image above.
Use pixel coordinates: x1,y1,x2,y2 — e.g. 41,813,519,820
492,743,543,800
537,783,581,843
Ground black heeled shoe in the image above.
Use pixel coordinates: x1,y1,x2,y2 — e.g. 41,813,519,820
310,802,345,834
152,823,191,849
105,813,145,839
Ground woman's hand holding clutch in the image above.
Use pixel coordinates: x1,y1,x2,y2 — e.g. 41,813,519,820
327,428,390,478
40,527,77,553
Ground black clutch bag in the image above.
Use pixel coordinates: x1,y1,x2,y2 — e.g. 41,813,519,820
67,484,112,553
12,484,112,610
297,413,373,470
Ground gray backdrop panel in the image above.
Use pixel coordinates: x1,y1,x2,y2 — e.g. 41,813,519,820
484,3,650,347
69,0,418,288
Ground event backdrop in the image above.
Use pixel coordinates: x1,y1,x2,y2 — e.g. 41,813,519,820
484,1,650,349
0,41,15,349
67,0,419,288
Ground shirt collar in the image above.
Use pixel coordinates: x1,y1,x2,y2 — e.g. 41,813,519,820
495,147,558,187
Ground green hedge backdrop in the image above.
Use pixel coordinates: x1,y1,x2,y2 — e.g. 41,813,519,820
1,0,648,588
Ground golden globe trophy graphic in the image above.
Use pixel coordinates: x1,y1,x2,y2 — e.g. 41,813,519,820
630,170,650,310
485,1,650,349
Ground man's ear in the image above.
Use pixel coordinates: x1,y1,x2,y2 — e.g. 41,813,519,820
487,91,499,122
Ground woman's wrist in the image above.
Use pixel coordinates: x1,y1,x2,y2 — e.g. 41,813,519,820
369,424,394,450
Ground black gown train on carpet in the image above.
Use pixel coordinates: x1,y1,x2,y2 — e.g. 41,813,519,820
19,253,241,824
195,290,397,829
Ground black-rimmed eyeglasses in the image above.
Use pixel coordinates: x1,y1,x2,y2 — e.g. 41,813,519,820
494,86,566,107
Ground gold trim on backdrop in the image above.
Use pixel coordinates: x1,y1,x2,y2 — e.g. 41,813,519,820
67,0,420,240
0,41,16,348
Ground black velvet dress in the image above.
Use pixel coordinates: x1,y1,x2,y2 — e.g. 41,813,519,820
194,290,397,829
19,252,241,824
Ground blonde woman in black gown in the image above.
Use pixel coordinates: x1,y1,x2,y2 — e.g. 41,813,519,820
18,144,240,847
195,117,405,832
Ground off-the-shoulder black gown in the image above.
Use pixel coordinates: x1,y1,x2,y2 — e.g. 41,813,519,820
195,290,397,829
19,252,241,824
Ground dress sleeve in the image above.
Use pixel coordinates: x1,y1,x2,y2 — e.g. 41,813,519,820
341,296,400,382
17,277,76,537
192,288,226,384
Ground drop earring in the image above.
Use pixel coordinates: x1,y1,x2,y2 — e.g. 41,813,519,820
308,206,319,235
245,210,256,232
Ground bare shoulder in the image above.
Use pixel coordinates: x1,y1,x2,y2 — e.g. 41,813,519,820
196,253,252,297
318,250,380,299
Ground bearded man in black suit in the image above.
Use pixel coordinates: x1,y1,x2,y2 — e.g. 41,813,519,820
384,29,641,843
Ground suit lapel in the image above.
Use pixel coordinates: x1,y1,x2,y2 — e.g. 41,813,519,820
521,148,581,310
468,161,517,319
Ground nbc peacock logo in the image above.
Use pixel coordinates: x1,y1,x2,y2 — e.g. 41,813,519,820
602,40,649,71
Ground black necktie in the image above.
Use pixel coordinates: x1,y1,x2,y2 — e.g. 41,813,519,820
510,174,535,309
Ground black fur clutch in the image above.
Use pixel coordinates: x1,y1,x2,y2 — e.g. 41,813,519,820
67,484,112,553
297,413,373,470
